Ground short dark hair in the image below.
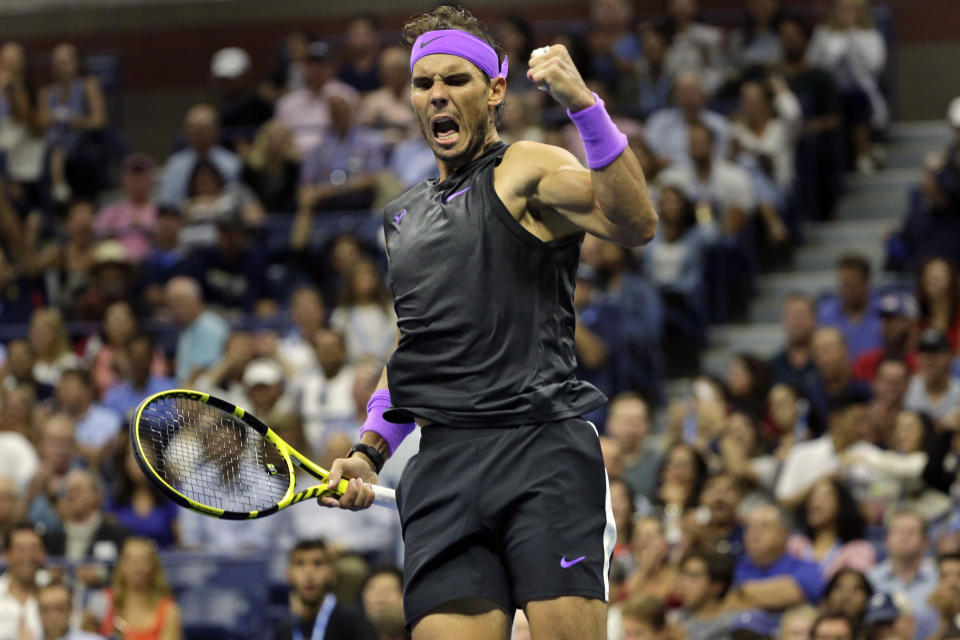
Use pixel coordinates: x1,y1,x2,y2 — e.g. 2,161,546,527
681,550,735,598
59,367,92,388
812,611,857,639
38,579,73,600
836,253,871,280
291,538,327,556
621,595,666,629
823,568,873,605
3,521,43,552
938,551,960,570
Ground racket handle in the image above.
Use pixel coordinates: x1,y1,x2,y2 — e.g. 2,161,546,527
531,46,550,92
372,484,397,509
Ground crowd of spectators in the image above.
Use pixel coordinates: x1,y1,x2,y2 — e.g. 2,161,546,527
3,0,960,639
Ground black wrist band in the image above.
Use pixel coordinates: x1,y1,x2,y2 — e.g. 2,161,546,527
349,443,385,474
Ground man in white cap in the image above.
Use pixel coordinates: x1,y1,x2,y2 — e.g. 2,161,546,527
241,356,293,422
210,47,273,150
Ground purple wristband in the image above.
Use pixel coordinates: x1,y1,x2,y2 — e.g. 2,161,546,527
567,92,628,169
361,389,415,455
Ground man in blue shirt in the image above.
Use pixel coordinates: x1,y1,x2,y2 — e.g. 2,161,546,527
166,275,230,383
55,368,122,459
729,502,824,614
159,104,241,205
102,333,176,420
817,254,882,360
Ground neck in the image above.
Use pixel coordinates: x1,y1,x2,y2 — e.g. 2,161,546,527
891,555,922,579
814,526,838,547
437,129,501,181
843,299,867,315
298,595,324,619
129,194,150,207
926,375,949,394
8,576,36,602
824,369,848,392
132,373,150,389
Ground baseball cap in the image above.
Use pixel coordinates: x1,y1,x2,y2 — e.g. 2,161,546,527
211,47,251,79
865,592,899,626
917,328,951,353
948,96,960,128
92,240,130,267
122,152,155,174
306,41,331,61
242,358,284,387
878,293,917,318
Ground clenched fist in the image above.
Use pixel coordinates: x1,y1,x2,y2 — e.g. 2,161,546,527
526,44,596,113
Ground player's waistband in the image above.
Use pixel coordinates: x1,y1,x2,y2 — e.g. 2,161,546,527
419,423,538,450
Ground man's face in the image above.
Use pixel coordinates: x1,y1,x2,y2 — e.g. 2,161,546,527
0,478,17,526
701,474,741,526
874,361,909,405
744,505,785,565
314,330,346,375
837,267,868,308
288,548,334,606
813,619,854,640
768,384,798,430
886,514,926,561
918,350,952,382
41,416,74,471
813,329,847,377
362,572,403,619
410,54,503,166
940,558,960,591
7,340,34,379
38,586,71,639
55,375,88,414
128,340,154,381
606,398,649,451
675,73,704,112
247,382,283,411
881,315,911,348
122,168,153,202
678,557,713,609
780,21,808,59
783,298,815,344
185,109,218,151
688,127,712,164
61,472,99,522
6,529,44,584
830,404,868,448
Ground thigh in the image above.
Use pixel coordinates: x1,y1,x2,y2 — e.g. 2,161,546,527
412,598,511,640
525,596,607,640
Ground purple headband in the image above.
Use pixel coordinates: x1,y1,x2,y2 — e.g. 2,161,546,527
410,29,508,80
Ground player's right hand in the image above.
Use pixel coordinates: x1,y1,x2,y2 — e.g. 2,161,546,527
319,455,380,511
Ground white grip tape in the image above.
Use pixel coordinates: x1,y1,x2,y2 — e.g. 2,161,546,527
372,484,397,509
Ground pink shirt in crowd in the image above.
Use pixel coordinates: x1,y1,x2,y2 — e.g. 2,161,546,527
276,80,360,156
94,200,157,262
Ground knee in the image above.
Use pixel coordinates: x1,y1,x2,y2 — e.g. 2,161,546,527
525,596,607,640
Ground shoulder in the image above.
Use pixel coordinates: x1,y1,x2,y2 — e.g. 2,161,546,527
498,140,583,189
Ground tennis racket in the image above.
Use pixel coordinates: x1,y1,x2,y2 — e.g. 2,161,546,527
130,389,396,520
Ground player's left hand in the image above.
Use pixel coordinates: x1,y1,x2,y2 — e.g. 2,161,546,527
526,45,596,113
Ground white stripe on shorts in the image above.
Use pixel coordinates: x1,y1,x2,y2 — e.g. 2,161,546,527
588,421,618,600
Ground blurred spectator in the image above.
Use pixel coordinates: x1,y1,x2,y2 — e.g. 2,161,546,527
778,604,817,640
357,46,417,148
804,327,873,433
37,42,107,202
810,612,857,640
867,509,940,640
94,153,157,264
277,41,360,157
807,0,887,174
929,553,960,640
495,15,535,90
0,408,38,492
674,550,737,639
39,200,97,317
297,95,384,212
337,15,382,93
361,566,405,640
37,581,102,640
573,264,620,406
159,103,241,206
692,471,746,557
787,478,876,578
727,0,784,78
660,0,725,95
619,594,669,640
916,257,960,351
852,294,917,382
184,208,269,314
210,47,273,151
165,276,229,383
645,71,730,167
863,358,911,445
329,260,396,363
55,368,121,459
726,354,772,423
295,328,357,452
72,240,139,323
818,254,882,359
624,517,677,603
775,391,872,506
584,0,639,96
274,539,378,640
0,41,42,197
106,446,178,549
2,338,54,401
88,537,182,639
44,469,129,562
180,159,264,250
84,301,147,398
769,294,818,389
240,119,301,213
716,412,779,492
666,375,727,450
138,207,186,316
821,568,873,627
191,329,255,406
616,24,675,119
102,333,175,423
0,243,44,328
602,437,625,480
863,591,917,640
889,154,960,273
905,329,960,422
383,135,439,189
264,30,311,100
728,502,824,612
652,441,708,513
25,413,78,535
605,393,661,500
0,523,45,640
0,383,37,441
278,286,325,378
0,477,25,550
241,357,294,422
660,122,755,237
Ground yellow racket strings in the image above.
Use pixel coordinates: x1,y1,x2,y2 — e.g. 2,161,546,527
138,396,291,512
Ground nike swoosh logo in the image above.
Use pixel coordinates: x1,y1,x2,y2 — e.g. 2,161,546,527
420,36,445,48
394,209,407,224
560,556,586,568
445,186,470,203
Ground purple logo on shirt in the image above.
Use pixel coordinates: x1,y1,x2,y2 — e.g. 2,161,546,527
445,186,471,203
560,555,586,568
394,209,407,224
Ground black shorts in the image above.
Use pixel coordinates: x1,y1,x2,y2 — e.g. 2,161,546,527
395,418,616,627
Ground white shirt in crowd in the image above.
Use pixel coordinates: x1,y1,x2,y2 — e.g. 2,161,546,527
329,304,397,363
904,375,960,420
0,432,38,492
730,89,802,189
294,364,358,453
0,573,41,640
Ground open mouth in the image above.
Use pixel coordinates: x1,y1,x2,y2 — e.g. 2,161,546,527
431,116,460,146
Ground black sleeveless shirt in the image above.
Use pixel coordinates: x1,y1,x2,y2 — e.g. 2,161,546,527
382,141,607,427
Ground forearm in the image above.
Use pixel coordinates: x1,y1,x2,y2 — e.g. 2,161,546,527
738,577,805,610
574,320,608,369
590,145,658,246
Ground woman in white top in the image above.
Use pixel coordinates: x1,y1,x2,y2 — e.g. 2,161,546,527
29,307,79,386
328,259,396,363
807,0,887,173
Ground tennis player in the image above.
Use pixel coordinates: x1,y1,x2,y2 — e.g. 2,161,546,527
321,6,658,639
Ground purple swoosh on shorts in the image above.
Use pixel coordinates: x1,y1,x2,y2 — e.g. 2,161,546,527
394,209,407,224
445,186,471,203
560,555,586,569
